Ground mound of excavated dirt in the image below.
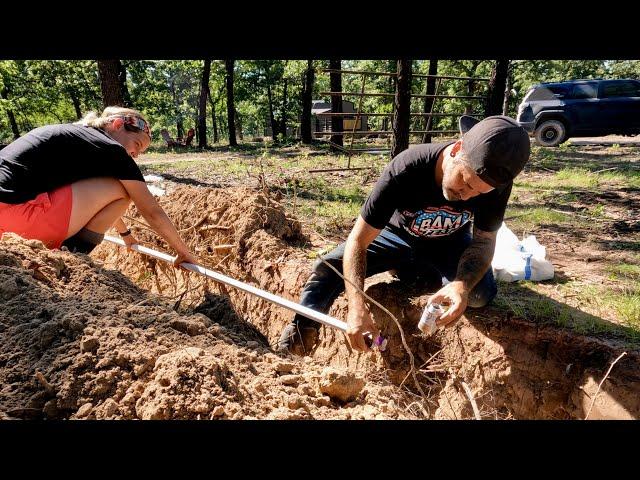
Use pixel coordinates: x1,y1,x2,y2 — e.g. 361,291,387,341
93,185,640,420
93,186,313,340
5,185,637,420
0,233,422,420
93,186,390,375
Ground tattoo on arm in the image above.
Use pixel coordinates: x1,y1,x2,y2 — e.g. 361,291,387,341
456,227,497,291
343,238,368,308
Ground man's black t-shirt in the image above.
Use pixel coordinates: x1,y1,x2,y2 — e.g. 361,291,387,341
361,142,512,242
0,124,144,204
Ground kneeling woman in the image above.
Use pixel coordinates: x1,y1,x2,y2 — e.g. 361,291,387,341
0,106,197,267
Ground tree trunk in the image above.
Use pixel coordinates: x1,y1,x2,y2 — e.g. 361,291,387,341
464,61,480,115
329,59,343,148
280,78,288,139
234,108,243,140
0,86,20,139
170,80,184,139
503,63,514,116
267,80,278,140
119,61,132,107
207,86,219,143
97,60,125,108
485,60,510,117
391,59,412,158
225,59,237,147
301,60,314,144
422,58,438,143
68,87,83,120
383,59,396,134
198,59,211,148
212,108,218,143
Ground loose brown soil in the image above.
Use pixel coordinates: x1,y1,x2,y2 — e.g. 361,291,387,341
2,179,638,419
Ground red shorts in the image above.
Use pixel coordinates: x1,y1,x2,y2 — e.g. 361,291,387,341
0,184,73,249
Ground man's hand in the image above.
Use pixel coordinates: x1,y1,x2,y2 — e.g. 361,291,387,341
428,280,469,328
346,305,380,352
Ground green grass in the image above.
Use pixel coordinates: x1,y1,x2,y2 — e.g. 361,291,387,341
505,206,574,231
554,168,600,189
285,176,367,203
600,170,640,189
607,263,640,281
494,284,574,329
610,292,640,328
494,281,640,343
605,240,640,252
588,204,605,217
299,199,361,233
517,167,640,191
144,160,200,172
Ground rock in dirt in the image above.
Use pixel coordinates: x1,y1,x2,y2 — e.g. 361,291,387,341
279,374,302,386
275,362,296,374
319,367,365,403
80,336,100,353
76,403,94,418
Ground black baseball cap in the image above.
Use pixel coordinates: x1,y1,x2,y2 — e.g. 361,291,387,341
458,115,531,188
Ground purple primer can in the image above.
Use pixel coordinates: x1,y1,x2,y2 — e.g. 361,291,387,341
373,335,388,352
366,334,388,352
418,303,444,335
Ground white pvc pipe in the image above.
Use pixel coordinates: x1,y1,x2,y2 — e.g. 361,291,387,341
103,235,349,332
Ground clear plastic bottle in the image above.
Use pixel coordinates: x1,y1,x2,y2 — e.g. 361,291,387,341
418,303,444,335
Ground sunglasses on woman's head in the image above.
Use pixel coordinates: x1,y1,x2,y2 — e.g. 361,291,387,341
122,116,151,139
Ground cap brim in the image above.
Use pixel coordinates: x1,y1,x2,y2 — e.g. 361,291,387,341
459,115,481,135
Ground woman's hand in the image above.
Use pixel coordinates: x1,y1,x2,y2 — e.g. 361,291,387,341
173,250,199,269
122,233,139,250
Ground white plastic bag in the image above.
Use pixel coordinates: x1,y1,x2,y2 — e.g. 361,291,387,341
143,175,166,197
491,222,555,282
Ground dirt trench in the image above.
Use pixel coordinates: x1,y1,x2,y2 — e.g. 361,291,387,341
90,185,640,419
2,185,636,419
0,233,422,420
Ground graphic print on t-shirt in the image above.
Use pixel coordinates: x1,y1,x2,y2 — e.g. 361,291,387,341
402,206,471,238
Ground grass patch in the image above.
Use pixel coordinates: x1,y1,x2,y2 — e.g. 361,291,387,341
285,176,367,203
600,170,640,189
604,240,640,252
493,281,640,344
554,168,600,189
609,292,640,328
299,199,361,234
143,160,200,172
607,263,640,281
504,206,575,231
517,166,640,191
587,204,605,217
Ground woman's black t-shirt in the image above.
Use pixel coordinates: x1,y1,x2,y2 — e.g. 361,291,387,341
0,124,144,204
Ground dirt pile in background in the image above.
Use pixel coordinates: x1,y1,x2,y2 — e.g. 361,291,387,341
0,233,425,419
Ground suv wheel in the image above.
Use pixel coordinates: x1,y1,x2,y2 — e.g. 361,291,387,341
534,120,566,147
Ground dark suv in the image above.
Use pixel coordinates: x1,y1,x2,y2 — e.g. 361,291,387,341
516,79,640,146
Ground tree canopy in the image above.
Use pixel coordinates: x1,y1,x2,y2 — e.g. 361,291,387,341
1,59,638,144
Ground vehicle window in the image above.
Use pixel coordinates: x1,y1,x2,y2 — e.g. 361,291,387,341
548,86,569,97
526,86,560,101
569,83,598,99
600,81,640,98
